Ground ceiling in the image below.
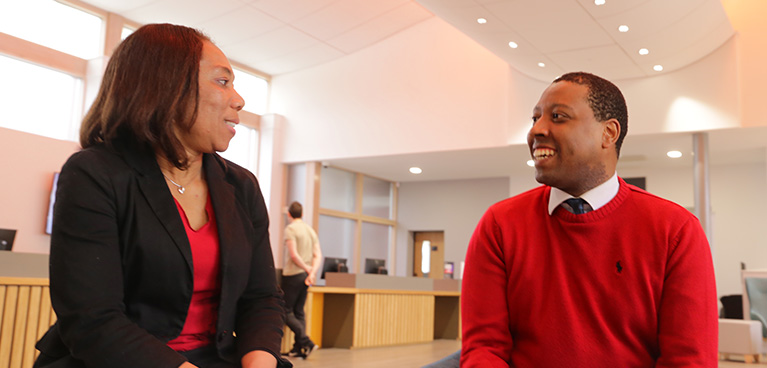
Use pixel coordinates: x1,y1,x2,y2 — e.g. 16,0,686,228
81,0,733,80
81,0,434,76
77,0,758,183
417,0,734,81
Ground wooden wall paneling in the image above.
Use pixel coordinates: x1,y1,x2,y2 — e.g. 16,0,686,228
38,287,53,341
1,285,19,367
9,286,31,368
0,280,56,368
21,286,42,367
352,293,434,348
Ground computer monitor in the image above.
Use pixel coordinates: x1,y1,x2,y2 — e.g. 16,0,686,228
321,257,348,279
364,258,387,275
0,229,17,251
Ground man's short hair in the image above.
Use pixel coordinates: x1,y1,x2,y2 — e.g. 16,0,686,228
553,72,628,157
288,202,303,219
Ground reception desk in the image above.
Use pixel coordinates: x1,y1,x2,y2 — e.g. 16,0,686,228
0,252,54,368
0,253,461,355
286,274,461,350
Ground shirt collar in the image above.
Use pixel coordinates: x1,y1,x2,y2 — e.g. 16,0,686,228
547,172,619,215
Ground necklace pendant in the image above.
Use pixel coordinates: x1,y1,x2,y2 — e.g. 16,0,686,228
178,187,185,194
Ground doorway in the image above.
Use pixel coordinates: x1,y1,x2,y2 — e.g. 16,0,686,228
413,231,444,279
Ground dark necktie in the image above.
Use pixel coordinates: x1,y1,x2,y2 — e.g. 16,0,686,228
564,198,589,215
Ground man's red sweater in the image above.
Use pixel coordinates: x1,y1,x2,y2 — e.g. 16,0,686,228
461,179,717,367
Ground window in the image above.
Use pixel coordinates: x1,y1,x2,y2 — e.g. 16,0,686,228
233,68,268,115
313,167,397,274
0,0,103,59
318,215,357,271
320,167,358,213
362,175,392,218
121,27,134,41
219,124,259,174
0,54,82,141
360,222,390,270
0,1,269,151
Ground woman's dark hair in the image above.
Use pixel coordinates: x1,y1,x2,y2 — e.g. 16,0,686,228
554,72,628,157
80,23,210,169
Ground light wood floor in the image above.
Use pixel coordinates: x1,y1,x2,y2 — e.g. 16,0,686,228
720,355,767,367
285,340,765,368
286,339,460,368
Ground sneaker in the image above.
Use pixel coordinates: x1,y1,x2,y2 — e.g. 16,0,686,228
301,343,319,359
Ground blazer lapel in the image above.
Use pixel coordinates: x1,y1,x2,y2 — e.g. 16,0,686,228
118,143,194,274
204,154,239,278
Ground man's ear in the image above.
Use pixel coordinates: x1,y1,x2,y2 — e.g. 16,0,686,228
602,118,620,149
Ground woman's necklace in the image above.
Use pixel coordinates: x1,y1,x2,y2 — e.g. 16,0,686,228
163,174,188,194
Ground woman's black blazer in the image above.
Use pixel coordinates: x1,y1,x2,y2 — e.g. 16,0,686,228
35,141,288,368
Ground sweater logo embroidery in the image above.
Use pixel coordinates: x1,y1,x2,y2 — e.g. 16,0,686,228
616,261,623,274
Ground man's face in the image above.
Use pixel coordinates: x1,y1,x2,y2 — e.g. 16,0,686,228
527,81,612,196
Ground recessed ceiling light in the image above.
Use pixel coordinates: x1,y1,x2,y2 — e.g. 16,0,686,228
594,0,606,5
526,160,535,167
653,65,664,71
477,18,487,24
409,167,422,174
638,48,649,55
618,25,629,32
508,41,518,49
667,150,682,158
538,62,545,67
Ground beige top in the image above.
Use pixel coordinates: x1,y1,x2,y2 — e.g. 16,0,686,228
282,219,319,276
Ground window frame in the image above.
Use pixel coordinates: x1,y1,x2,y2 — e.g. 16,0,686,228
0,0,270,150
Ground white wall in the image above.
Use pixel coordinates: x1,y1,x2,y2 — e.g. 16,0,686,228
0,127,79,253
271,17,512,163
395,177,510,277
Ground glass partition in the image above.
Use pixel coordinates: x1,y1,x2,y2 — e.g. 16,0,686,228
362,175,391,219
360,222,390,273
318,215,356,272
320,167,357,213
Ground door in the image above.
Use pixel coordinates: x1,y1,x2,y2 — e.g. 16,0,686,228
413,231,444,279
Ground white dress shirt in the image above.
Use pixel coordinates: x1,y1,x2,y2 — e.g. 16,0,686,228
547,172,619,215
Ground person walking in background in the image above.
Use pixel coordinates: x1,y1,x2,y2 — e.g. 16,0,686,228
282,202,322,359
35,24,290,368
460,72,717,367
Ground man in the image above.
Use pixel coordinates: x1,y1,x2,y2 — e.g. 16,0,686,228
281,201,322,359
460,72,717,367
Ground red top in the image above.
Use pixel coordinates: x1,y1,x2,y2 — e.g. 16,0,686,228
461,179,718,367
167,196,221,352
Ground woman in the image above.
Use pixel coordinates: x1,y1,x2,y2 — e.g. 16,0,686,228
34,24,290,368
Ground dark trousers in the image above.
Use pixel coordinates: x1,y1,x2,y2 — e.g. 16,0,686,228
33,345,239,368
281,272,313,349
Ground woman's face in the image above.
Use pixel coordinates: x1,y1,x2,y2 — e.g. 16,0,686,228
178,41,244,157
